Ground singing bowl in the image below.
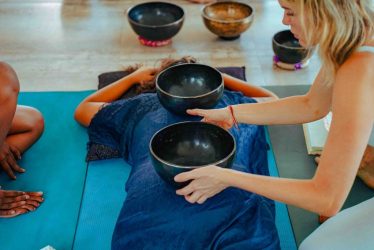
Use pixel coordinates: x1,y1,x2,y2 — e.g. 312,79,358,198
127,2,185,41
150,121,236,188
202,1,254,40
272,29,311,64
156,63,224,115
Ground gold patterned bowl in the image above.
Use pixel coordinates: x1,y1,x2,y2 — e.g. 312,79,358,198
202,1,254,40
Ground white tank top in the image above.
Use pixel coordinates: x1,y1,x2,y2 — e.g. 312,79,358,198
356,45,374,145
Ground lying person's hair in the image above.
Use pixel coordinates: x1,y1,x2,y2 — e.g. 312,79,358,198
123,56,197,94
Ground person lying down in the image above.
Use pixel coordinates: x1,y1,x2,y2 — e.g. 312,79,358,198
74,57,280,249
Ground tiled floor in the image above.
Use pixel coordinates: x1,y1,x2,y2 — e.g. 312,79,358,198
0,0,320,91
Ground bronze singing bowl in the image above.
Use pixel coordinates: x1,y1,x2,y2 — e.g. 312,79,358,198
202,1,254,40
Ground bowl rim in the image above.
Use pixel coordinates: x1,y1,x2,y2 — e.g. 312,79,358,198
149,121,236,169
155,63,224,99
126,1,185,28
272,29,307,51
201,1,254,24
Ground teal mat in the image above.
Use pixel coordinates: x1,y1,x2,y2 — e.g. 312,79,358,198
266,128,297,250
74,131,296,250
73,159,130,250
0,91,92,250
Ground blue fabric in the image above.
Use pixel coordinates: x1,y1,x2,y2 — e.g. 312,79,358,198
88,90,280,250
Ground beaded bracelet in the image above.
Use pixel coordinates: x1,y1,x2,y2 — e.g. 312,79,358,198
228,105,239,129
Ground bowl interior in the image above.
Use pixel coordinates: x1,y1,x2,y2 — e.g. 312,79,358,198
128,2,184,26
151,122,235,167
157,64,222,97
273,30,303,49
204,2,253,22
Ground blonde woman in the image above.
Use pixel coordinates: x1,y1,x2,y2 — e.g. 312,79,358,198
175,1,374,249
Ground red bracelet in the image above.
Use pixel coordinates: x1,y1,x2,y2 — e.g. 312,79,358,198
228,105,239,129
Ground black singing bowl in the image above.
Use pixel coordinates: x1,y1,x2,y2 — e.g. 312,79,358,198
127,2,185,41
150,121,236,188
155,63,224,115
272,29,310,64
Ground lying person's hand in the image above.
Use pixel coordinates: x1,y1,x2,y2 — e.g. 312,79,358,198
174,166,228,204
0,190,44,218
187,0,215,4
187,107,234,130
131,66,157,86
0,142,25,180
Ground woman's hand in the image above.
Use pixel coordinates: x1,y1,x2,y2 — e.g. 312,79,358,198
0,190,44,218
187,107,234,130
174,166,229,204
130,66,157,86
0,142,25,180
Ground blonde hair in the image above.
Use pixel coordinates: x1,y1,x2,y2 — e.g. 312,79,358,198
286,0,374,84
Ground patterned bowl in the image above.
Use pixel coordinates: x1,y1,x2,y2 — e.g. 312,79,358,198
202,1,254,40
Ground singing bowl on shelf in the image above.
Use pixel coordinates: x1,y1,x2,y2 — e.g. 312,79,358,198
127,2,185,41
202,1,254,40
272,29,312,64
155,63,224,115
150,121,236,188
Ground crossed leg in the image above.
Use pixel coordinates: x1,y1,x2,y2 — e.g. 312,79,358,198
0,105,44,218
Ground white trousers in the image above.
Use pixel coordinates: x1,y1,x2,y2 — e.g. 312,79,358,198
299,197,374,250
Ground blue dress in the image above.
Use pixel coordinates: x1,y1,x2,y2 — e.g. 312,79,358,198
87,90,280,250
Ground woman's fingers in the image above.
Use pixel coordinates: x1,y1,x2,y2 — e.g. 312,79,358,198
197,196,208,204
0,159,16,179
9,145,21,160
176,183,195,196
7,153,25,173
186,109,202,116
185,191,202,204
174,170,197,183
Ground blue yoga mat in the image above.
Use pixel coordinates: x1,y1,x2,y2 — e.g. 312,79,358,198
266,128,297,250
73,159,130,250
0,91,92,250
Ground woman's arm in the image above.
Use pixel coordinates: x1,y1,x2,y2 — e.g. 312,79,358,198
74,67,156,127
222,73,278,99
188,69,332,128
232,69,333,125
176,53,374,216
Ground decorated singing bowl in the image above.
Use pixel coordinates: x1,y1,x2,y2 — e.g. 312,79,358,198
202,1,254,40
155,63,224,115
127,2,185,41
272,29,311,64
150,121,236,188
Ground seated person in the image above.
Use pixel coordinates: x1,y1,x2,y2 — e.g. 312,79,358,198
0,62,44,218
74,57,280,249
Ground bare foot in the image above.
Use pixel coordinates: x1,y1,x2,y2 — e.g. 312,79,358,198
357,145,374,189
0,190,44,218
